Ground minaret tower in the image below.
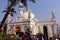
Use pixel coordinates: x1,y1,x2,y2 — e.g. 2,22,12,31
28,8,31,19
51,10,56,22
18,3,24,20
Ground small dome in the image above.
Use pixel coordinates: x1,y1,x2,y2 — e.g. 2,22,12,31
23,10,35,19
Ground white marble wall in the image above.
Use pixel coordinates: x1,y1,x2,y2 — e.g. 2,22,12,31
7,24,14,34
47,25,53,38
53,24,57,36
32,26,37,35
39,25,43,34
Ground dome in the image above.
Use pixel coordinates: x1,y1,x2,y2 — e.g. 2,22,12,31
23,10,35,19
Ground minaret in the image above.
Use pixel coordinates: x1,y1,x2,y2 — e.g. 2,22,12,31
28,8,31,19
51,10,56,22
18,3,24,20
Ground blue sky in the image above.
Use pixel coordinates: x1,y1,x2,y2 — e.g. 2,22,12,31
0,0,60,23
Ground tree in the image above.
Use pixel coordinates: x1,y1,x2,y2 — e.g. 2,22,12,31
0,0,19,28
0,0,35,34
2,7,16,35
36,32,43,37
25,25,32,36
3,8,16,16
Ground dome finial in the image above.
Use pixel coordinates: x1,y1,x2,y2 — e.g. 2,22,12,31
19,3,24,8
27,8,31,12
52,9,55,14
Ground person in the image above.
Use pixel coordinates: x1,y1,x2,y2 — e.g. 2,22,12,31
19,32,24,40
28,36,32,40
26,32,32,40
49,37,52,40
56,38,58,40
22,35,28,40
16,38,20,40
16,34,20,40
39,37,42,40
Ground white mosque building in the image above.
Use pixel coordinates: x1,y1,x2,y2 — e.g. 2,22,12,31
6,3,58,39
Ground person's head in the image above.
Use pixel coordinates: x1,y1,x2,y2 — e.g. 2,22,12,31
19,32,24,37
25,32,30,36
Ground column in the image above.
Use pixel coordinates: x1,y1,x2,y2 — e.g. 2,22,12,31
39,25,43,34
47,25,53,38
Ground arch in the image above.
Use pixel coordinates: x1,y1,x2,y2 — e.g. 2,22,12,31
43,25,48,40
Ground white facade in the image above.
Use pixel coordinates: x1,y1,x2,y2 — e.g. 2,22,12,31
6,4,58,39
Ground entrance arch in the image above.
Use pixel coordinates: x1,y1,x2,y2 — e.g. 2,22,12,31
43,26,48,40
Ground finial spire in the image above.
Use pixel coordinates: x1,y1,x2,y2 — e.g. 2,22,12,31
19,3,24,8
27,8,31,12
51,9,56,21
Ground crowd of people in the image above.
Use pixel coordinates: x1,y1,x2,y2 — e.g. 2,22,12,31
15,32,43,40
15,32,53,40
7,32,59,40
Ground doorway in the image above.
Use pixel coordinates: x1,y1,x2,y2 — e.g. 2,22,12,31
43,26,48,40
